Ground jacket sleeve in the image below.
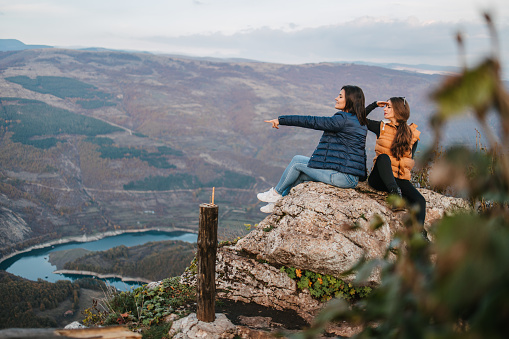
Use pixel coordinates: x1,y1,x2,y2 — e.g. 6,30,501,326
365,101,378,117
278,113,346,132
366,119,381,137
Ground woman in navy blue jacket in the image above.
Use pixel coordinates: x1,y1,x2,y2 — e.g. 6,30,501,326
258,85,368,213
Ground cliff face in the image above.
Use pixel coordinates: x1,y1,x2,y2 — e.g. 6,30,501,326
0,205,30,248
182,181,469,335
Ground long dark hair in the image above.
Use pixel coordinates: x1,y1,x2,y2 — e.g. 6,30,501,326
341,85,367,126
389,97,413,160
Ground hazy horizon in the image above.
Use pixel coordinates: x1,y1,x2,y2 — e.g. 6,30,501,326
1,0,507,69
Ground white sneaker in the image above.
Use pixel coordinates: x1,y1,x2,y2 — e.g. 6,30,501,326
257,187,282,203
260,203,275,213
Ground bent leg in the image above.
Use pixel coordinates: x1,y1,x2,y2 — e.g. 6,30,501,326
281,172,312,196
396,179,426,225
368,160,386,191
368,154,399,194
274,155,311,195
294,163,358,189
274,155,358,195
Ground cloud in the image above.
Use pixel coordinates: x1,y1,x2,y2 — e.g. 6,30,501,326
142,18,509,67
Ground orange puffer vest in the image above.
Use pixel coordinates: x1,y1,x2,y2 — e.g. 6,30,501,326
373,121,420,180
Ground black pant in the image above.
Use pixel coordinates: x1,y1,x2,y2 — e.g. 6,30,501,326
368,154,426,225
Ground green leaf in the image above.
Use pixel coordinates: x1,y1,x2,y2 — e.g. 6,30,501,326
370,214,385,230
432,59,499,121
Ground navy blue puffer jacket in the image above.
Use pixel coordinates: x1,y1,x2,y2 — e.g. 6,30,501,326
278,111,368,181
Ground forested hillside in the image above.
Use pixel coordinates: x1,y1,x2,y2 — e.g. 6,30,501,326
59,240,196,281
0,271,105,329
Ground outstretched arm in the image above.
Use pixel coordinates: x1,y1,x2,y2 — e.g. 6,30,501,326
277,114,346,132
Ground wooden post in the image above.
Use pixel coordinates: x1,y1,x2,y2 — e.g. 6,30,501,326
196,202,218,322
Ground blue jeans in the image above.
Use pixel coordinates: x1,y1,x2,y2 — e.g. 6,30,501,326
274,155,359,196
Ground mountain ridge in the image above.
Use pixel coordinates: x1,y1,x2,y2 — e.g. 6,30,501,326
0,39,461,76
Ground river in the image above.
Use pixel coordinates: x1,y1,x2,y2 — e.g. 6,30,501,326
0,230,197,291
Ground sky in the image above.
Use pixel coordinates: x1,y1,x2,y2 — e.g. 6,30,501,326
1,0,508,69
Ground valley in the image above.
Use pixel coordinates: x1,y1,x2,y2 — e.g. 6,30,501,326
0,47,493,260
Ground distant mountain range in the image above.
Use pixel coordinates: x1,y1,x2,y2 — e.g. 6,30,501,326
0,41,499,258
0,39,52,52
0,39,459,76
344,61,460,75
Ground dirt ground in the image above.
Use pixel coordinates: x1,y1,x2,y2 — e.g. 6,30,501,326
214,298,309,331
200,298,340,337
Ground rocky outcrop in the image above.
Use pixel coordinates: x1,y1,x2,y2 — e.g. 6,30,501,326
181,181,469,336
230,181,468,283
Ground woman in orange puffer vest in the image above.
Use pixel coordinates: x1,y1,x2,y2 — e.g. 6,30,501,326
366,97,427,236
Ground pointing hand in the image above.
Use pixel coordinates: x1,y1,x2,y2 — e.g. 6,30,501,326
264,119,279,129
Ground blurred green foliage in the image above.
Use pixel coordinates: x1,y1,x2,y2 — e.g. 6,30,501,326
295,14,509,339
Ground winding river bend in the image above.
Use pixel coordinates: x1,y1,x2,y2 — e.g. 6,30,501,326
0,230,197,291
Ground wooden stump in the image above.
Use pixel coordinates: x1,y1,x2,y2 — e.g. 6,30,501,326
196,203,218,322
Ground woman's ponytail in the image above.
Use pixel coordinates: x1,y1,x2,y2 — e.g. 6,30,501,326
391,123,412,160
389,97,413,160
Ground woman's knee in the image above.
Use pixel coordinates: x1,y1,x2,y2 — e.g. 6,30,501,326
291,155,310,164
376,154,391,166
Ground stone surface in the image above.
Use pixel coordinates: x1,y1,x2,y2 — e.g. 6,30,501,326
233,181,468,283
180,181,470,336
63,321,86,330
237,316,272,328
169,313,237,339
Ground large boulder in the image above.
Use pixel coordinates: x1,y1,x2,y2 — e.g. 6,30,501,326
182,181,469,336
230,181,468,283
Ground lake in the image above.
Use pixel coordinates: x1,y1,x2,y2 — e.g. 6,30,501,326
0,230,197,291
